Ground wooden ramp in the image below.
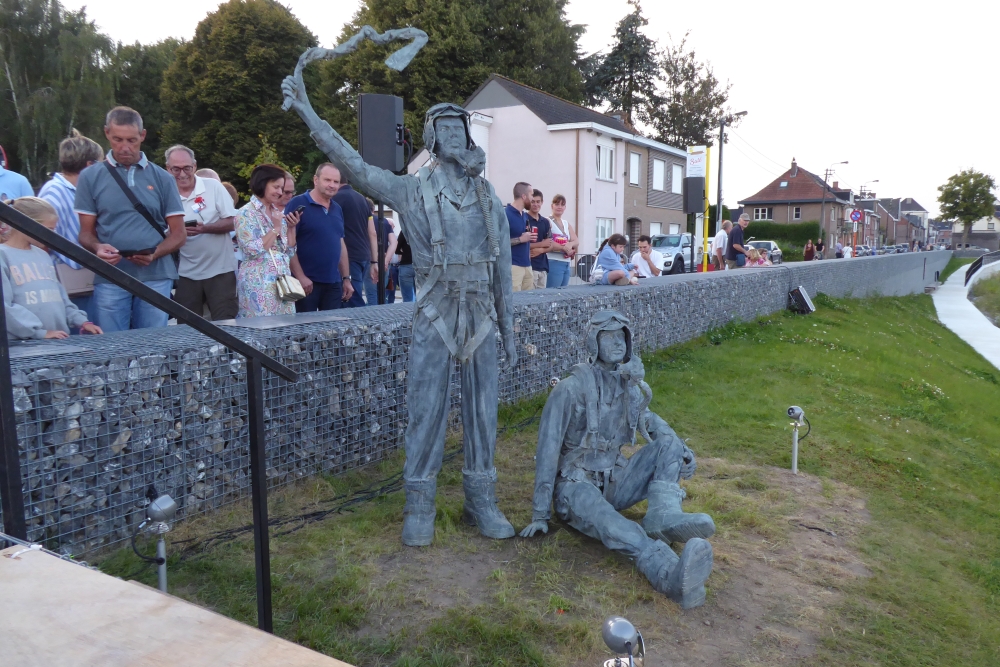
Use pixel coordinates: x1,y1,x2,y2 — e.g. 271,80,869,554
1,545,352,667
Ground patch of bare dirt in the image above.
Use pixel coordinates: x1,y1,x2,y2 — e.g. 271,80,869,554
353,458,871,666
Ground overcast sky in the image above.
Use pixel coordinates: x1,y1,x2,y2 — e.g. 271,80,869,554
66,0,1000,216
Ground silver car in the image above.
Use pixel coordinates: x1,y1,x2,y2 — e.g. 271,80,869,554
745,240,782,264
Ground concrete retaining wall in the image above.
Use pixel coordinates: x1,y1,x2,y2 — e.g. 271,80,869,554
2,251,950,554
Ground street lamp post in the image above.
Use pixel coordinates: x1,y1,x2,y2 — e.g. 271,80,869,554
715,111,748,240
818,160,848,249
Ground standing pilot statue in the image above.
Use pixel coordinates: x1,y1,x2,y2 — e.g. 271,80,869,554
520,311,716,608
282,54,517,547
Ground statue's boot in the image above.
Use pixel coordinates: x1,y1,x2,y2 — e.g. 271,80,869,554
642,480,716,543
401,479,436,547
637,538,713,609
462,469,515,539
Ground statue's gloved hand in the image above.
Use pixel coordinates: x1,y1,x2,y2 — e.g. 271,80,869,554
680,445,697,479
519,520,548,538
502,334,518,368
281,74,314,115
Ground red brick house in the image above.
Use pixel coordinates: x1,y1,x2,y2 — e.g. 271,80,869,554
738,159,851,246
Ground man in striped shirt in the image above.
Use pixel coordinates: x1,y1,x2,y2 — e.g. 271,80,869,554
38,131,104,312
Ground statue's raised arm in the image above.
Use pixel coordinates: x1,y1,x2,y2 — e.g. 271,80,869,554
280,26,428,210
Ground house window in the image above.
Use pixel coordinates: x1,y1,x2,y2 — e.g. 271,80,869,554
779,181,788,188
597,142,615,181
629,152,641,186
793,207,801,220
671,164,684,195
754,207,773,221
649,222,662,236
652,159,665,191
669,223,681,234
596,217,615,247
830,209,835,222
989,222,996,230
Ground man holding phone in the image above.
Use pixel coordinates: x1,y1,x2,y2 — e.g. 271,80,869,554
166,144,238,320
285,162,353,312
76,107,187,331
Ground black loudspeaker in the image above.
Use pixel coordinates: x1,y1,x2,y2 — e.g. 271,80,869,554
682,176,705,214
358,93,404,172
789,286,816,314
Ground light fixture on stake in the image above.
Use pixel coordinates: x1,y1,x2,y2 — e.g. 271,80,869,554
787,406,811,474
131,485,177,593
602,616,645,667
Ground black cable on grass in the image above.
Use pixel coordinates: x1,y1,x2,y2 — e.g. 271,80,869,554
173,406,544,562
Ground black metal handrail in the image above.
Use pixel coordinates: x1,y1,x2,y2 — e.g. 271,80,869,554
965,251,1000,286
0,201,294,632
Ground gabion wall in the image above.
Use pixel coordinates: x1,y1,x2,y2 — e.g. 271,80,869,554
2,252,950,555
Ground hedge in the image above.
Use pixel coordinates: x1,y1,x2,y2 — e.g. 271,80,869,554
744,221,821,246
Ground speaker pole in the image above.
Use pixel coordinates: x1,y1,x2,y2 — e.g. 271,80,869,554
376,201,386,305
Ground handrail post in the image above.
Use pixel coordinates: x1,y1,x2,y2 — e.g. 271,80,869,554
0,277,27,540
246,356,273,632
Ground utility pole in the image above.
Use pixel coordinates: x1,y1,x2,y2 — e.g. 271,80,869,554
714,112,747,265
819,161,848,248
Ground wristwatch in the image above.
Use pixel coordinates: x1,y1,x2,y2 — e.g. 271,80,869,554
342,274,352,280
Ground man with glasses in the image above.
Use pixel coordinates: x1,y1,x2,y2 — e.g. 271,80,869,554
165,144,238,320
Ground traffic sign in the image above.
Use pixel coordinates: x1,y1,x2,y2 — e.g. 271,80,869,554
850,209,863,222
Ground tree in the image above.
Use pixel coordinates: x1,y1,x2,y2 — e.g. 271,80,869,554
937,169,996,248
583,0,660,127
0,0,115,185
651,33,740,148
113,39,181,162
160,0,318,189
313,0,586,157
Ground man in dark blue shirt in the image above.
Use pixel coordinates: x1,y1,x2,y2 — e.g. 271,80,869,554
527,188,553,289
286,163,353,311
506,181,535,291
725,213,749,269
332,178,378,307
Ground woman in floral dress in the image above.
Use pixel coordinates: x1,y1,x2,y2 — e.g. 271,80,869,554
235,163,301,318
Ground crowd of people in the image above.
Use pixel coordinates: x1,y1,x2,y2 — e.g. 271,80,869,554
0,105,415,340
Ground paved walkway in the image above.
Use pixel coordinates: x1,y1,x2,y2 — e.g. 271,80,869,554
931,263,1000,371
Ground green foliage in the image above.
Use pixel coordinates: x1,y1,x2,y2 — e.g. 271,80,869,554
236,134,301,196
582,0,660,127
937,169,996,248
160,0,318,190
651,32,739,148
0,0,115,184
113,39,182,162
744,220,820,246
314,0,586,157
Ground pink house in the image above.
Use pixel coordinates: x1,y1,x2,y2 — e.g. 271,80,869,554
410,75,686,254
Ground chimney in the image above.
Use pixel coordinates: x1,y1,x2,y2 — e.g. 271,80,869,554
832,181,839,190
790,158,798,177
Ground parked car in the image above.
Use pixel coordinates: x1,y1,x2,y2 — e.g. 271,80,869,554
896,244,907,253
744,240,783,264
853,246,866,257
651,233,704,274
861,245,872,256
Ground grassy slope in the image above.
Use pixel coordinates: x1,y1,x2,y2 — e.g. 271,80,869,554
940,256,975,282
970,271,1000,324
645,294,1000,665
98,294,1000,666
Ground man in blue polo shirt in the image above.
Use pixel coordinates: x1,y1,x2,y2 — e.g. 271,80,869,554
0,155,34,201
506,181,535,291
75,106,187,331
287,163,353,311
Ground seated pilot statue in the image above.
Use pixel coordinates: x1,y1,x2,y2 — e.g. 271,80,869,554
520,310,716,608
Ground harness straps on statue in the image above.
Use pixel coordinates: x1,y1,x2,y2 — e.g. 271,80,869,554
415,166,445,304
570,364,600,446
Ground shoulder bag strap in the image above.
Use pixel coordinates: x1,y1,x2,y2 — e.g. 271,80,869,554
103,161,166,239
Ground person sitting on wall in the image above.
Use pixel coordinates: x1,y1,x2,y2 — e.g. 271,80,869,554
595,234,638,286
520,310,715,609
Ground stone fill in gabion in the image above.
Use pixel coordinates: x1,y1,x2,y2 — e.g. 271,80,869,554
1,252,950,555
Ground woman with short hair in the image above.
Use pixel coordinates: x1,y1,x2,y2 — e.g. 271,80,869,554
234,163,301,318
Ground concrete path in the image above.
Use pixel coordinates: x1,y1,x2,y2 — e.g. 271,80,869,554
931,262,1000,371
